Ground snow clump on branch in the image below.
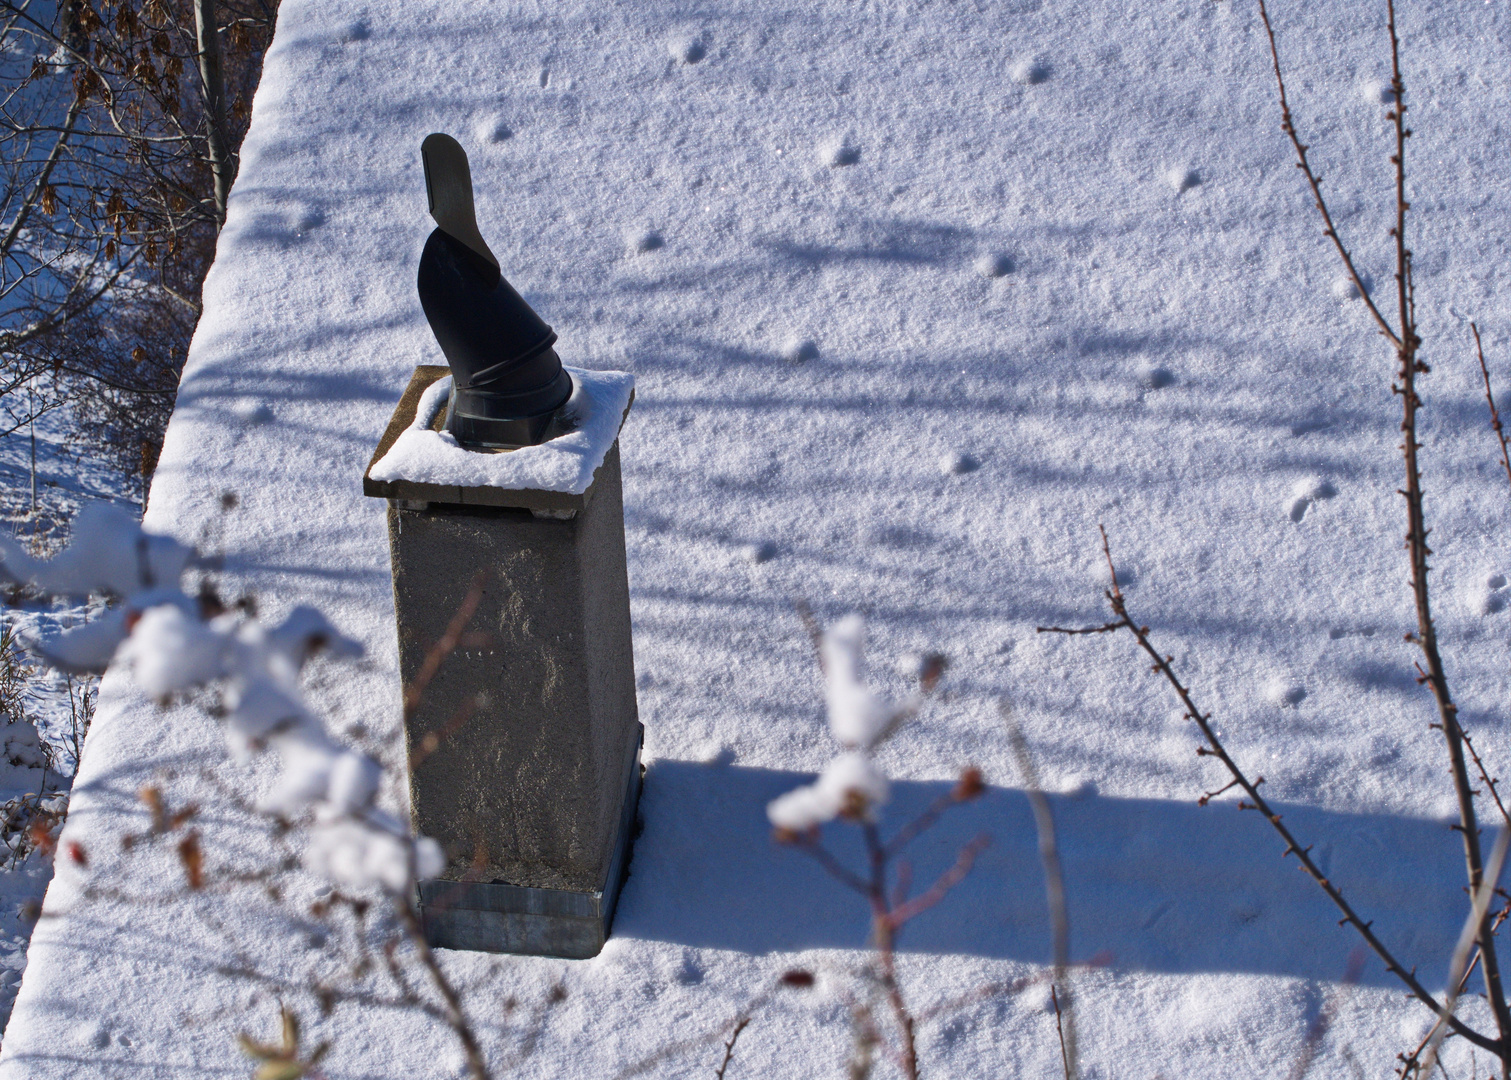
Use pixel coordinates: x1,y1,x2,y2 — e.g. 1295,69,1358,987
768,614,944,834
0,502,444,892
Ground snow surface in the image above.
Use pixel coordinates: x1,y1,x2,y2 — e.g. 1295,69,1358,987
5,0,1511,1077
368,367,634,494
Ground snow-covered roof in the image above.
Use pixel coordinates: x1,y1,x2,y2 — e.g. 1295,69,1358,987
5,0,1511,1076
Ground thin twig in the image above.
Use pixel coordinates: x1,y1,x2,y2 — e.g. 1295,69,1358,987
395,894,491,1080
1004,703,1078,1079
1464,730,1511,829
615,988,779,1078
1255,0,1400,349
792,597,826,668
794,836,872,895
408,693,482,772
1399,905,1511,1078
1382,0,1511,1054
884,789,967,860
1471,323,1511,495
863,822,919,1080
1421,828,1511,1078
714,1017,750,1080
1052,986,1073,1080
886,835,989,926
1255,0,1511,1061
402,573,487,718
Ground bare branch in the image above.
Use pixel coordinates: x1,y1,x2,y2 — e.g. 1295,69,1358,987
1004,702,1078,1079
714,1017,750,1080
1053,528,1501,1055
1472,322,1511,495
1420,828,1511,1078
394,894,491,1080
1255,0,1402,349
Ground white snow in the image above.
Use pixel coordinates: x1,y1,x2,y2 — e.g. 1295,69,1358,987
5,0,1511,1078
973,252,1014,278
818,137,861,168
1166,166,1202,192
368,367,634,494
0,502,192,600
768,751,891,831
781,336,819,362
666,33,706,65
114,606,227,698
630,228,665,253
1010,59,1049,85
821,615,912,751
938,450,979,475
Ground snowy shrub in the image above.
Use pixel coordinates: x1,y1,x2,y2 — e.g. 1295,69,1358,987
768,615,939,832
0,502,444,895
0,720,44,770
0,501,498,1075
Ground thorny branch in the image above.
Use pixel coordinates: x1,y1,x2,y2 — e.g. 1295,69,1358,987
1253,0,1511,1064
1399,906,1511,1078
1465,729,1511,830
1038,527,1501,1056
1472,323,1511,496
1255,0,1399,349
1420,829,1511,1078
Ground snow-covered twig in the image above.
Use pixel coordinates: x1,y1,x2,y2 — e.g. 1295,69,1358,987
768,612,982,1080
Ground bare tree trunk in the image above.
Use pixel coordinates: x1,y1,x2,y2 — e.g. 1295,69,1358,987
28,394,36,517
194,0,232,226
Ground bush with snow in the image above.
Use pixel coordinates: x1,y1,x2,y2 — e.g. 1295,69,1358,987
0,502,443,895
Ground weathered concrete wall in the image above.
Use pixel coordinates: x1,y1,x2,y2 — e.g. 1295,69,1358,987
389,444,639,893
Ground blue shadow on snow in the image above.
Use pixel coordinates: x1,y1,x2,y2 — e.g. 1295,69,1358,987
615,760,1468,988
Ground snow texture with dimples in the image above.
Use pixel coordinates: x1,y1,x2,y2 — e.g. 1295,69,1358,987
5,1,1511,1078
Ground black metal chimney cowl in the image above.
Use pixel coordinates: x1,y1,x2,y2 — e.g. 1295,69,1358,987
417,133,572,449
